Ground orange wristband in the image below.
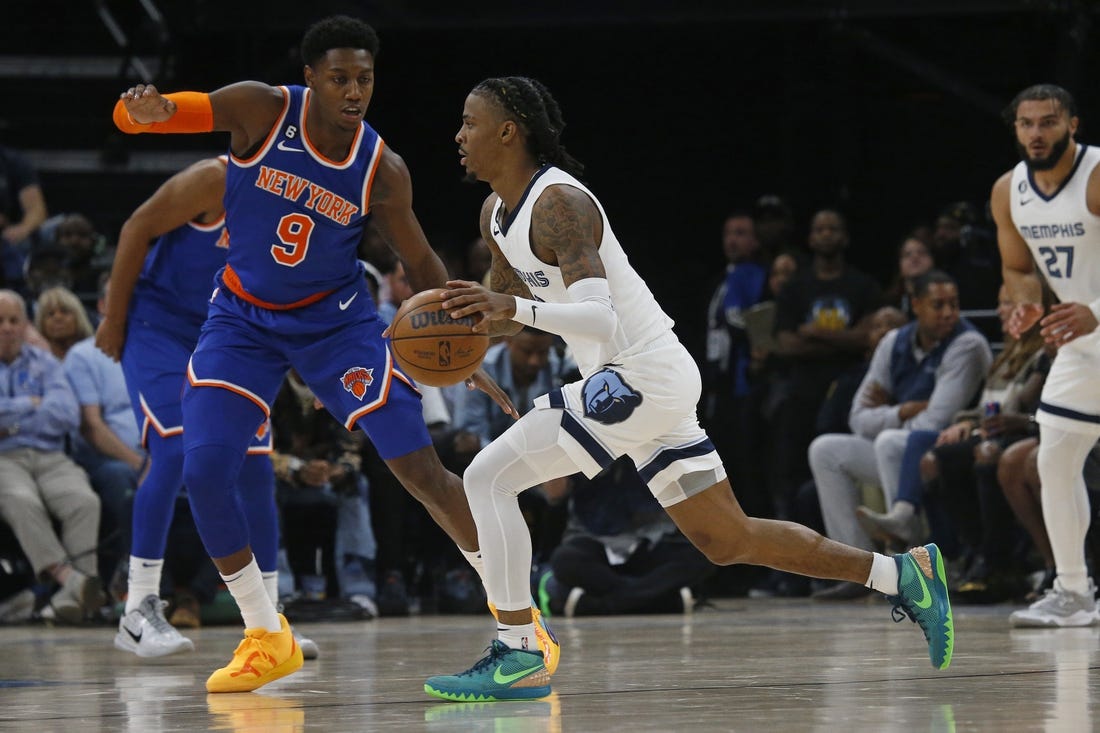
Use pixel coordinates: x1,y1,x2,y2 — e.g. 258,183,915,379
112,92,214,134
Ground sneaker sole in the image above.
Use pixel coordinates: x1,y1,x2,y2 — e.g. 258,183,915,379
114,633,195,658
423,682,552,702
1009,610,1100,628
929,544,954,670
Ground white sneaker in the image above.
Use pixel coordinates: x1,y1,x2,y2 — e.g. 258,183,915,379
293,626,319,660
114,594,195,657
1009,579,1100,628
680,587,696,614
563,587,585,618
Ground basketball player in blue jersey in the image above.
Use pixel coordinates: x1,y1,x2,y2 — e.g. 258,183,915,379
96,157,318,660
992,84,1100,628
112,16,554,693
424,76,955,702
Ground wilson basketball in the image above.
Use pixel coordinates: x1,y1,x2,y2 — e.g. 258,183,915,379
389,288,489,386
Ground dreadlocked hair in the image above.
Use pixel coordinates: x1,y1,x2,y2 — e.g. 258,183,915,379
474,76,585,179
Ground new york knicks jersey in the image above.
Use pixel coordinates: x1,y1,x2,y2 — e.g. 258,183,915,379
130,198,228,341
223,85,384,307
1011,144,1100,307
490,166,675,376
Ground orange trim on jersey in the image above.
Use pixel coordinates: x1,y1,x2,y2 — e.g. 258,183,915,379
361,138,385,215
343,348,396,430
220,264,334,310
138,393,183,449
246,445,273,455
186,358,271,418
391,367,420,395
301,89,363,168
232,87,290,166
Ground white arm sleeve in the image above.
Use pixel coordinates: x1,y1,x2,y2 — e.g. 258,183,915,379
512,277,617,341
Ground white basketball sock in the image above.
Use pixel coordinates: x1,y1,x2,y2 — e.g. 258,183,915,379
221,556,281,632
126,556,162,614
262,571,279,607
460,548,487,590
866,552,899,596
497,621,537,652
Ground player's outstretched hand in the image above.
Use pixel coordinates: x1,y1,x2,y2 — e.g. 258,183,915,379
443,279,517,334
120,84,176,124
95,317,126,361
466,367,518,419
1006,302,1044,339
1039,302,1097,347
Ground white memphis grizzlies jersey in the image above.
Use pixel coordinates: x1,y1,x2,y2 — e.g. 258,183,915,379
1011,144,1100,306
491,165,675,375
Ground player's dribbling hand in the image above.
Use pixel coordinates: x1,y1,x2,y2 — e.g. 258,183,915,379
1039,302,1097,347
1006,302,1044,339
442,279,516,333
95,317,126,361
120,84,177,124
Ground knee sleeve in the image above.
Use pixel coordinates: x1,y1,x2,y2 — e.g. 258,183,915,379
238,455,278,572
183,443,250,559
130,432,185,559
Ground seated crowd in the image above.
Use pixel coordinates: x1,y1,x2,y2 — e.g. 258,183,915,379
0,184,1090,640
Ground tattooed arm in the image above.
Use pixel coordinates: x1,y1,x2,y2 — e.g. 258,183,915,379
444,186,618,341
480,194,529,337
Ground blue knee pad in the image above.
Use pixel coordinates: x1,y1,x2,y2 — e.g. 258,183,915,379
131,432,186,559
239,454,278,572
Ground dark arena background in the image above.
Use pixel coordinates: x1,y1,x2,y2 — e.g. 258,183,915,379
2,3,1100,731
4,0,1097,355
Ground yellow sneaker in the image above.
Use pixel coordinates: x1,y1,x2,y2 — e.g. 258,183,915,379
205,614,304,693
487,602,560,676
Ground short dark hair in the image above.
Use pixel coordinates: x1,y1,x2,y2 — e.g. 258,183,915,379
911,269,956,299
1002,84,1077,127
301,15,380,67
473,77,585,178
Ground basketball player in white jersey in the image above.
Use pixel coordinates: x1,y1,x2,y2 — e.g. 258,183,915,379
422,76,954,702
991,83,1100,627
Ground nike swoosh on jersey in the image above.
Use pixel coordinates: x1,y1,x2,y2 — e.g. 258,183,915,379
277,140,304,152
339,293,359,310
492,663,543,685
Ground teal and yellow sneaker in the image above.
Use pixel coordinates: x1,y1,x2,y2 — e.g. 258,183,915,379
425,640,551,702
887,543,954,670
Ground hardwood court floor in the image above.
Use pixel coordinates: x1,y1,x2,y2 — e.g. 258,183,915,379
0,598,1096,732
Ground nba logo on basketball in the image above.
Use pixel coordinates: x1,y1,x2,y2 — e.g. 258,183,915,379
340,366,374,400
438,341,451,367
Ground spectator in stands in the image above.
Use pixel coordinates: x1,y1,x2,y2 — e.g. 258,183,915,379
0,289,104,622
62,276,145,585
768,208,882,519
0,146,48,291
52,214,115,303
856,287,1048,579
931,201,1001,311
808,270,991,599
536,455,714,617
752,194,797,264
271,371,378,617
883,232,934,317
33,286,92,361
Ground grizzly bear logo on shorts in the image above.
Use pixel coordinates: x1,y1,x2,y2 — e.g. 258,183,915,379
581,369,642,425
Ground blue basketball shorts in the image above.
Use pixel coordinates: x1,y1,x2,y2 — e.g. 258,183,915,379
186,279,430,460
